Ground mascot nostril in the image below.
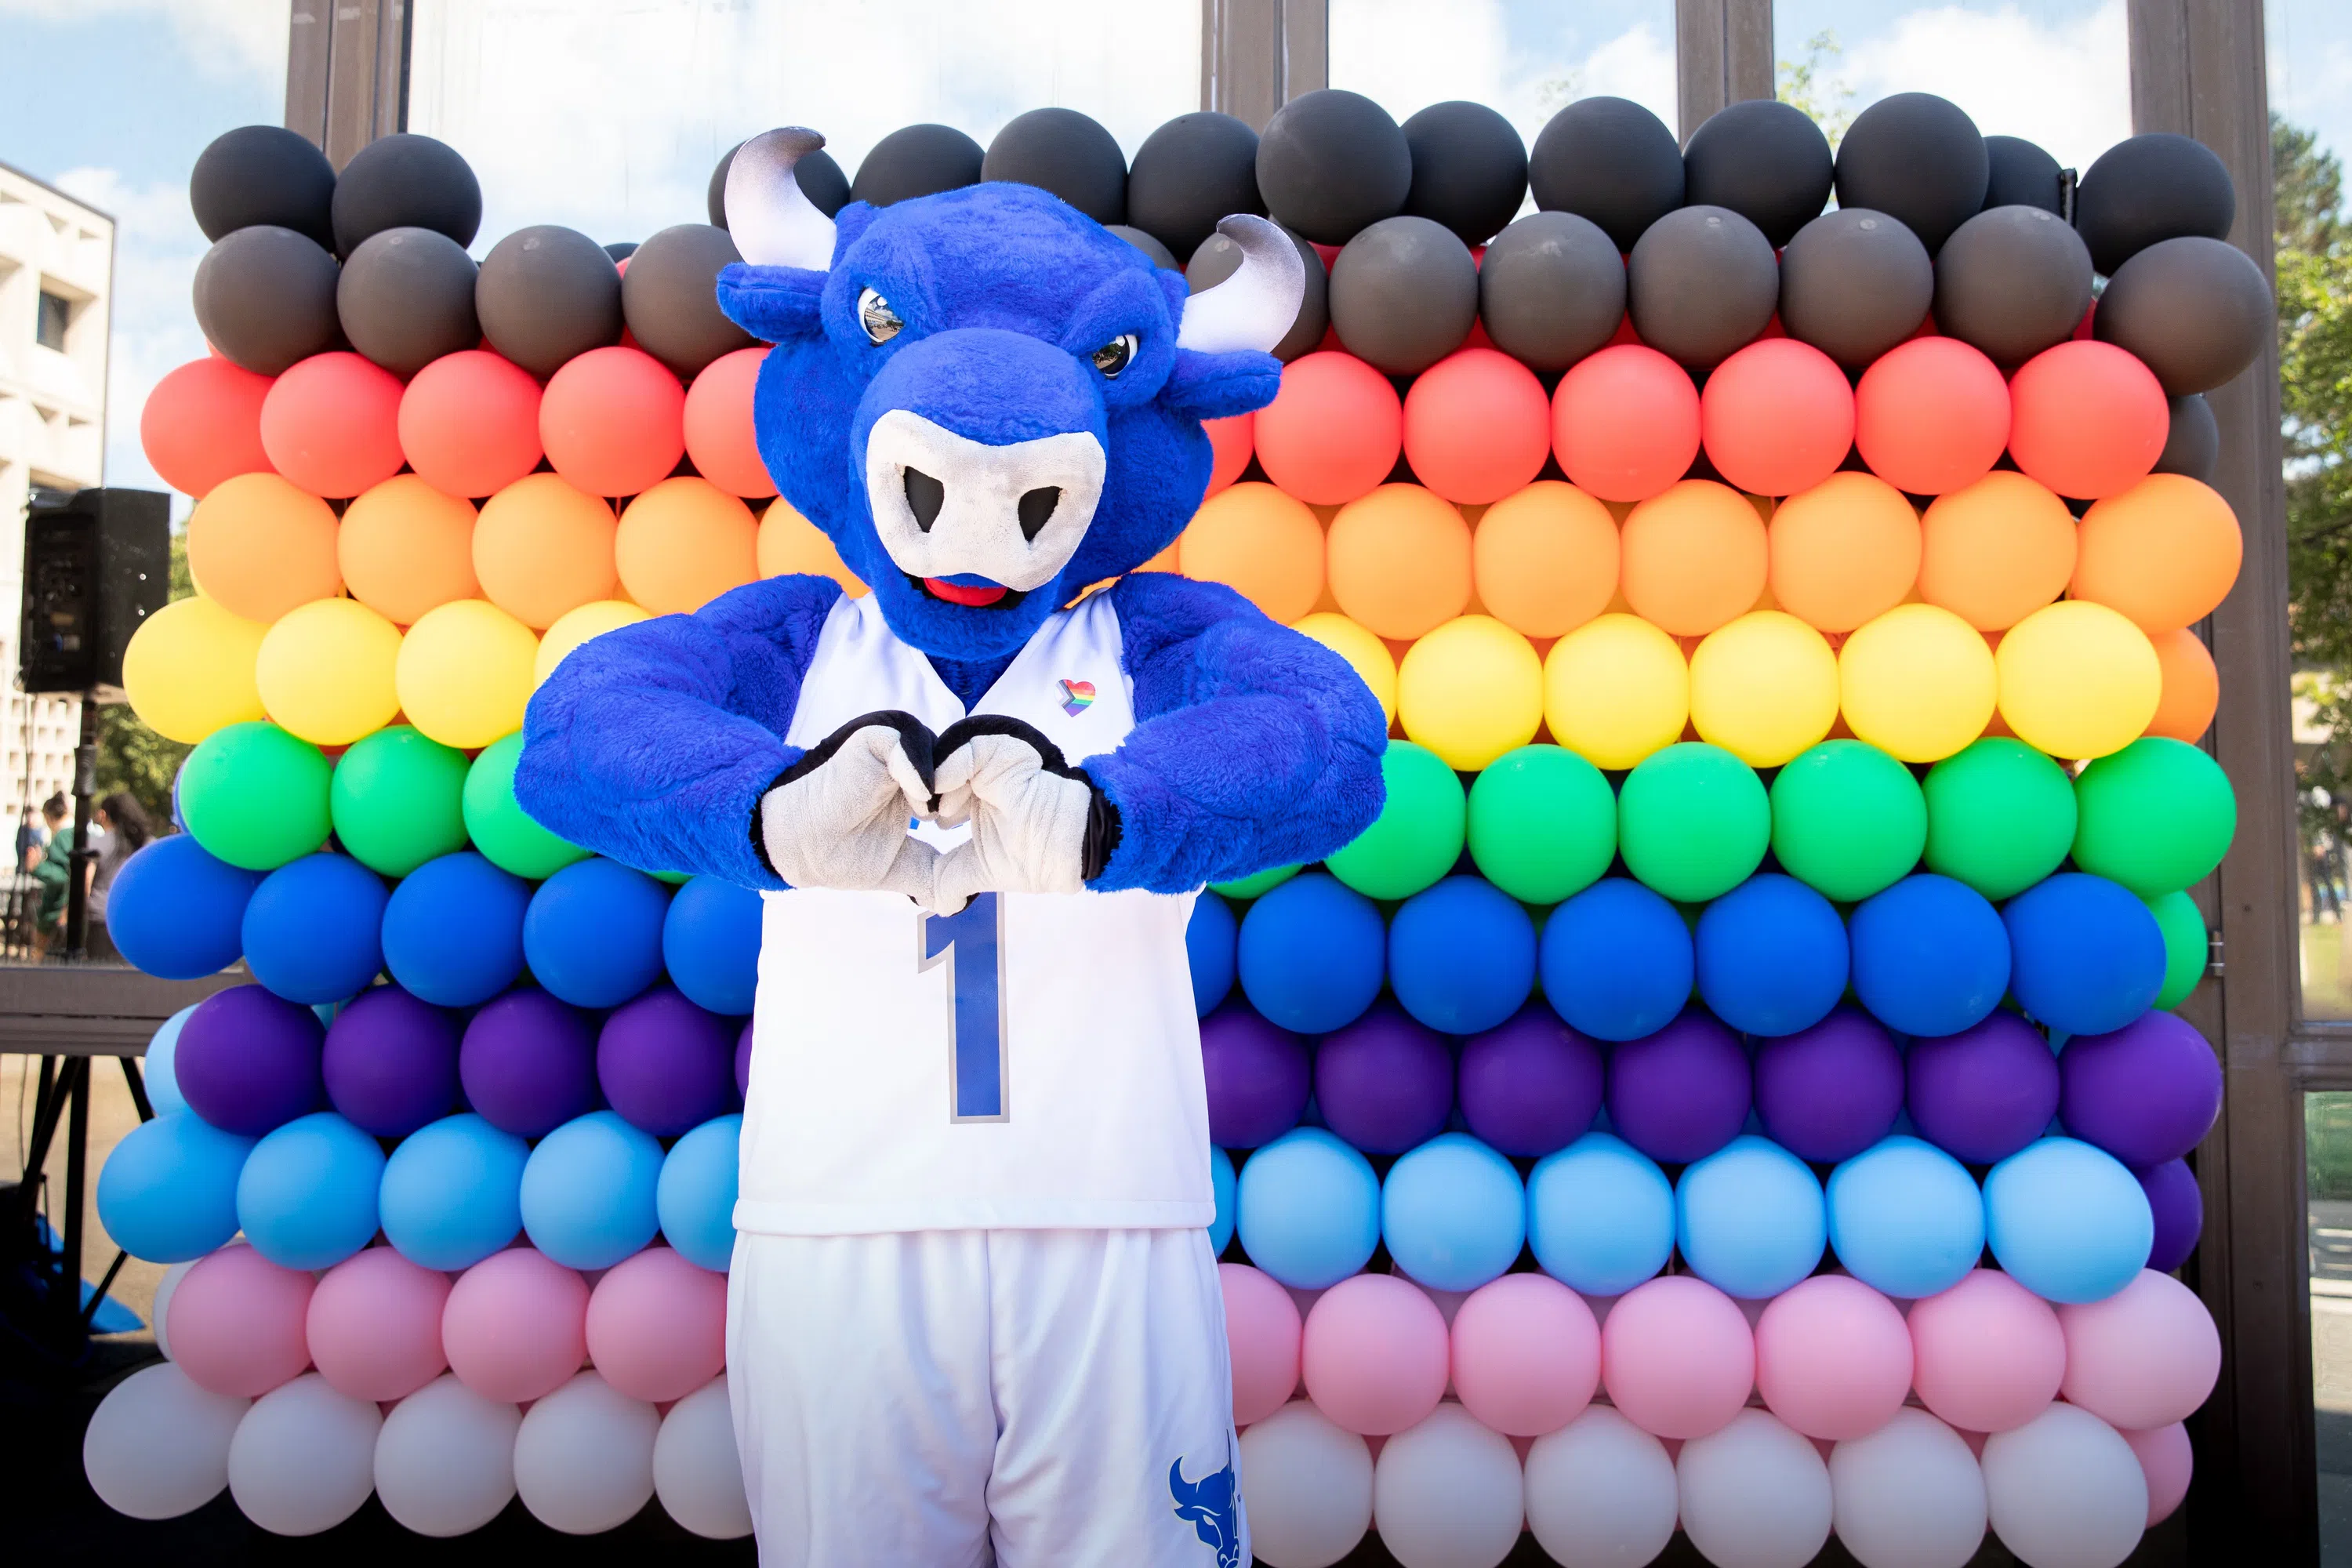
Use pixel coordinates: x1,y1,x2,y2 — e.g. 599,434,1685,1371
905,467,946,532
1018,486,1061,541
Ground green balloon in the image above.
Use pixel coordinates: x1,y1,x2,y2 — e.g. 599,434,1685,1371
2073,737,2237,898
2147,888,2208,1010
1921,738,2076,902
463,733,590,880
179,721,332,870
1617,742,1768,903
329,726,470,877
1211,864,1301,900
1772,741,1928,902
1327,742,1465,900
1467,744,1616,904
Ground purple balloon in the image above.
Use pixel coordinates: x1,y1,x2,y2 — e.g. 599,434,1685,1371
459,986,597,1138
1754,1006,1905,1163
173,982,325,1136
2137,1156,2203,1272
1605,1007,1751,1164
321,985,459,1138
1314,1001,1454,1154
2059,1010,2223,1167
1458,1004,1602,1158
1907,1011,2061,1165
736,1018,755,1100
1200,1002,1310,1149
597,985,739,1137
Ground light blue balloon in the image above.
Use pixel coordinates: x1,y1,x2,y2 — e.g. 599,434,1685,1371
1984,1136,2154,1304
143,1004,201,1119
379,1113,528,1270
1383,1132,1526,1291
1827,1134,1986,1299
1235,1127,1381,1289
1677,1134,1828,1299
96,1112,253,1262
1527,1133,1675,1296
1209,1145,1236,1255
236,1111,386,1270
522,1109,663,1270
658,1113,742,1273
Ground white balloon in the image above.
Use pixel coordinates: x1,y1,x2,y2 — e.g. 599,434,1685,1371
1830,1408,1987,1568
1677,1408,1834,1568
512,1370,659,1534
150,1258,197,1360
83,1361,248,1520
655,1377,753,1540
1982,1403,2149,1568
1373,1402,1525,1568
1237,1399,1373,1568
374,1373,522,1537
1523,1406,1679,1568
227,1371,383,1535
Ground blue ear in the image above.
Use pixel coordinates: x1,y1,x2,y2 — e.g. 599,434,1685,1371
1160,348,1283,421
717,263,826,344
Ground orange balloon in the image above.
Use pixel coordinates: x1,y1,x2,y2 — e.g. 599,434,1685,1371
1178,481,1325,623
759,498,867,597
1253,351,1402,505
540,345,687,499
2072,473,2242,633
1916,470,2077,631
1769,472,1924,633
1472,481,1619,638
683,346,776,499
615,477,760,614
258,352,405,499
141,356,273,498
1700,337,1854,498
2008,340,2169,500
1206,412,1254,499
1619,479,1768,637
398,350,543,500
186,472,342,622
1853,337,2010,495
1323,484,1472,639
474,473,621,629
339,475,479,626
2146,626,2220,742
1401,347,1551,504
1552,344,1702,503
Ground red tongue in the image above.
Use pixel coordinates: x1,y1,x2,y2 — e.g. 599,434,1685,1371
924,577,1008,607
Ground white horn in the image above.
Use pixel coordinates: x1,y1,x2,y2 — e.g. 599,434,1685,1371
725,126,838,270
1175,215,1305,355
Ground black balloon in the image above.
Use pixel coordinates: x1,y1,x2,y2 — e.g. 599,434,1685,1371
2092,234,2273,394
1626,205,1779,368
2073,132,2235,276
1188,225,1329,363
1984,135,2064,214
1400,100,1527,247
1107,224,1179,271
1256,89,1412,245
479,226,623,379
708,141,848,229
1682,100,1833,249
1528,96,1683,254
622,224,755,379
330,133,481,256
603,241,638,262
1933,205,2094,368
1328,216,1479,376
2155,394,2220,483
852,124,985,208
190,125,336,245
336,227,479,377
192,225,341,376
1777,209,1933,370
1478,212,1625,372
984,107,1127,224
1833,93,1987,255
1127,112,1264,262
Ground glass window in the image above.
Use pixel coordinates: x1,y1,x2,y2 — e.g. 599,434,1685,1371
35,289,71,353
2311,1093,2352,1554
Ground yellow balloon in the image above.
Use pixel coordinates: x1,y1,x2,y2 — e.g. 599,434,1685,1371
1689,611,1838,767
1543,613,1689,770
121,594,268,744
1397,615,1542,771
1839,602,1998,763
534,600,652,689
759,497,866,597
1996,599,2161,760
395,599,540,750
256,597,403,746
1292,612,1398,725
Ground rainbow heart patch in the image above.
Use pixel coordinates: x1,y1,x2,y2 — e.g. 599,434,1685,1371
1059,678,1096,716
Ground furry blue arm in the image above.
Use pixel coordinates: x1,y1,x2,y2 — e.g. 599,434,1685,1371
1088,572,1388,892
515,575,845,888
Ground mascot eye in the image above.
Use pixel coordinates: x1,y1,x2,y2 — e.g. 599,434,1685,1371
1092,334,1138,378
858,288,903,345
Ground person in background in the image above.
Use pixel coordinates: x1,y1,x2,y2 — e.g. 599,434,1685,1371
31,793,74,953
83,793,150,963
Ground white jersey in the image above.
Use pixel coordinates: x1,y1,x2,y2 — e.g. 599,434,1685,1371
736,590,1212,1236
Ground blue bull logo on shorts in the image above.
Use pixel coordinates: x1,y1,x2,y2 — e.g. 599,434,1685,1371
1167,1454,1241,1566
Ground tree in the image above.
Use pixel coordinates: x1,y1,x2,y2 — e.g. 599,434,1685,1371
1777,30,1854,148
91,530,192,825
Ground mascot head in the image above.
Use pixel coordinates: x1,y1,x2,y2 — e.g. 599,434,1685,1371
717,128,1305,662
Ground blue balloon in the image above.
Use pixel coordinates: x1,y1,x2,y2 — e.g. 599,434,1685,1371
1383,1132,1527,1291
105,835,261,981
380,851,529,1006
1675,1134,1828,1298
1527,1132,1675,1295
379,1112,528,1270
1985,1136,2154,1304
1826,1134,1986,1298
658,1113,742,1273
1388,877,1537,1035
1236,873,1385,1033
1849,874,2009,1036
524,857,671,1009
2003,873,2166,1037
95,1112,253,1262
235,1111,386,1270
1696,875,1848,1038
241,852,389,1004
1234,1127,1381,1288
143,1004,200,1118
1540,878,1694,1043
1209,1145,1236,1255
521,1109,663,1270
662,876,762,1015
1187,893,1238,1018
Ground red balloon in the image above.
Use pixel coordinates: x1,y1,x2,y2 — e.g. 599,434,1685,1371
2008,339,2170,500
259,351,406,499
398,350,543,499
683,347,776,499
1700,337,1854,497
1402,347,1551,505
1853,337,2011,497
1552,343,1700,503
142,357,274,498
1254,350,1403,506
1206,412,1254,499
539,345,687,499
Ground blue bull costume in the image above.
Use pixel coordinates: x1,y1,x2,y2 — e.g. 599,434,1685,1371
517,129,1385,1566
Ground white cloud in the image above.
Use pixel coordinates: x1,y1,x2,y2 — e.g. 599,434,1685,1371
1838,1,2130,173
0,0,285,82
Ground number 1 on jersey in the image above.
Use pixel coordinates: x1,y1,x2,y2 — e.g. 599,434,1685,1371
918,893,1007,1122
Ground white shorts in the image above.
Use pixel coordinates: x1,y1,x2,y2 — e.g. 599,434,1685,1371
727,1226,1246,1568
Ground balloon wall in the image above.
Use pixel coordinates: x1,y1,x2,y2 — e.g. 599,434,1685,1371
89,87,2258,1566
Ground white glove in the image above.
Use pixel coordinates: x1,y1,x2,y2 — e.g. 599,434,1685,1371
930,719,1113,912
756,712,940,903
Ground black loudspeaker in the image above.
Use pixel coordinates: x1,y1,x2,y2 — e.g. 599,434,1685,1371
20,487,170,696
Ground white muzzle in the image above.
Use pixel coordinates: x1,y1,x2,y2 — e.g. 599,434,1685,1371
861,409,1107,593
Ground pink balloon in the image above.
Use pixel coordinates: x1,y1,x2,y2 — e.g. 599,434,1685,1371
442,1247,590,1403
2123,1420,2192,1525
1908,1269,2065,1434
1221,1263,1304,1427
1301,1272,1450,1436
1754,1275,1912,1439
2058,1269,2220,1432
169,1242,314,1398
1599,1275,1754,1440
584,1246,728,1404
307,1247,451,1402
1450,1274,1599,1437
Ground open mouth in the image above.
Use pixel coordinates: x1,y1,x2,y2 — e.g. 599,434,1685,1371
916,575,1027,609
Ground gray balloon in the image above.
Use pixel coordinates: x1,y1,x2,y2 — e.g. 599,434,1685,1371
2093,234,2273,395
478,225,623,378
2154,394,2219,484
1477,212,1625,372
1626,205,1779,369
1107,224,1179,272
1933,205,2095,368
622,223,756,379
1189,226,1330,363
1256,89,1412,245
192,224,340,376
1777,209,1932,370
1329,216,1479,376
336,226,479,377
